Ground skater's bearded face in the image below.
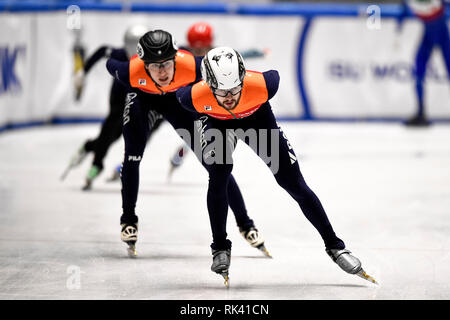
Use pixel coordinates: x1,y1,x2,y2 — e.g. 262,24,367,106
146,59,175,87
214,85,242,110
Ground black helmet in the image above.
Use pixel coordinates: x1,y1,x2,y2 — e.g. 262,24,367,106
137,29,178,63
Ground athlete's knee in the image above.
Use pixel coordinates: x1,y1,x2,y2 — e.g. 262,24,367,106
207,164,232,178
207,164,233,190
275,173,313,200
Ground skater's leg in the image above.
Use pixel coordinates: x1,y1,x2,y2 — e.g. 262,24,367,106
414,25,434,118
227,174,254,230
164,105,260,256
108,104,163,183
272,147,345,249
205,162,233,284
228,174,270,256
90,85,126,171
120,91,152,225
145,116,164,144
83,139,96,153
162,108,234,250
242,105,345,249
437,17,450,81
205,163,233,250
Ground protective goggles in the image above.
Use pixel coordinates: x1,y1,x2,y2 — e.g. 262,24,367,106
147,59,174,72
213,85,242,97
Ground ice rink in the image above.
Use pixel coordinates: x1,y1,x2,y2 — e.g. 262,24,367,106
0,121,449,300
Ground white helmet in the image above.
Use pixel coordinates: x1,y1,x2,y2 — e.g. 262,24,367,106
201,46,246,90
124,25,149,58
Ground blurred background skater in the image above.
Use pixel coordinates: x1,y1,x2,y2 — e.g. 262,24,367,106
72,28,85,102
166,21,270,180
61,24,153,190
184,22,268,62
398,0,450,126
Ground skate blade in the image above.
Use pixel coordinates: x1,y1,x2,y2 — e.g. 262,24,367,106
356,269,378,285
166,167,176,183
82,181,92,191
258,246,273,258
60,171,69,181
106,173,120,182
222,273,230,288
127,245,137,258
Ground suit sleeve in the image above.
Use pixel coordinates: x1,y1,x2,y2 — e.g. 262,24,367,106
263,70,280,100
194,56,204,83
176,86,198,113
106,58,131,88
83,46,109,73
110,48,128,61
84,46,128,73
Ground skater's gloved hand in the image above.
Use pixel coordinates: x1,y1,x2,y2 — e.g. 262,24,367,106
74,69,85,91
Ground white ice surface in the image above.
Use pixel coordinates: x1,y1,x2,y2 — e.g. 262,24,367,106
0,122,449,300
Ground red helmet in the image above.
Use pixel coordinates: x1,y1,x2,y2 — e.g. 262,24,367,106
187,22,213,48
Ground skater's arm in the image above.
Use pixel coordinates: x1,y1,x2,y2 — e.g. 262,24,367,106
173,56,205,113
176,86,197,113
83,46,110,73
84,46,127,73
106,58,131,88
109,48,128,61
262,70,280,100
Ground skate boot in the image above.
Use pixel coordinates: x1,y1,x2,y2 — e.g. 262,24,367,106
60,145,88,181
326,248,378,284
107,164,122,182
121,223,138,257
404,114,431,127
211,249,231,288
82,165,101,191
167,161,180,182
167,146,187,182
240,226,272,258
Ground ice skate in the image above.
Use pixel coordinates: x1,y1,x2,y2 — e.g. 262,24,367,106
326,248,378,285
167,146,187,182
211,249,231,288
404,114,431,127
121,223,138,258
60,145,88,181
82,165,101,191
240,226,272,258
167,161,180,182
107,164,122,182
